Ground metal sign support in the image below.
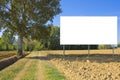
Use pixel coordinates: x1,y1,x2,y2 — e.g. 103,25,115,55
63,45,65,56
112,45,114,58
88,45,90,57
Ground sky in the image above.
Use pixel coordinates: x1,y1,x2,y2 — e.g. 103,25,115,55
53,0,120,42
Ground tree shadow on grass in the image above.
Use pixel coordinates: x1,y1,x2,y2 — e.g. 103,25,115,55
25,56,48,60
25,54,120,63
46,54,120,63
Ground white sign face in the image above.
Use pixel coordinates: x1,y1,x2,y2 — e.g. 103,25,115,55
60,16,117,45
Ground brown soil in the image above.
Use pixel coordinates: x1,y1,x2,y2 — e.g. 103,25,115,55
0,51,16,60
44,50,120,80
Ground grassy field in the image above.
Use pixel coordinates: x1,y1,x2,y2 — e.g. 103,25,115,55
21,59,38,80
43,61,65,80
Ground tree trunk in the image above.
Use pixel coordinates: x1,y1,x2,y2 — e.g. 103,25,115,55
17,35,23,57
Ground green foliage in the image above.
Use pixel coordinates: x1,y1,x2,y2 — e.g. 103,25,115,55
23,38,45,51
0,38,3,45
2,32,15,44
1,32,15,51
104,45,112,49
118,42,120,47
98,45,104,49
0,32,16,51
48,26,61,50
34,43,44,51
0,44,17,51
0,38,3,50
0,0,61,55
1,45,6,51
32,40,44,51
0,0,61,37
98,45,112,49
8,45,14,50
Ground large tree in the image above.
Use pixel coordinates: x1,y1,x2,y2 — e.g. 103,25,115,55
0,0,61,56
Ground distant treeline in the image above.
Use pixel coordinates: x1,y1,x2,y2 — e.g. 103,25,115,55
54,45,98,50
0,26,119,51
46,45,113,50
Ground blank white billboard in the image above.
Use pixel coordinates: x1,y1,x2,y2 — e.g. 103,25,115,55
60,16,117,45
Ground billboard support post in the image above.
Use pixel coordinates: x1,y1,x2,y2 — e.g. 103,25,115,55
112,45,114,58
88,45,90,57
63,45,65,56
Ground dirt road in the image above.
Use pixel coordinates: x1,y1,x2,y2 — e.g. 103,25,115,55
13,51,46,80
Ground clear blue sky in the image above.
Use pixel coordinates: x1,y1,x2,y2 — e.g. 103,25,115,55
53,0,120,42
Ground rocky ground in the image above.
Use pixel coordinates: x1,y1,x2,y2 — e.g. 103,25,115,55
45,50,120,80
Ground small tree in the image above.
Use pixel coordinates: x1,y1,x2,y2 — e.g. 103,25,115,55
118,42,120,48
98,45,104,49
98,45,112,49
104,45,112,49
1,32,15,50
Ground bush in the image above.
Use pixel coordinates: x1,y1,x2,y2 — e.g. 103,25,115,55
98,45,104,49
98,45,112,49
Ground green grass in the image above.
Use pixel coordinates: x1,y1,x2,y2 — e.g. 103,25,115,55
44,62,65,80
21,60,37,80
0,59,28,80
